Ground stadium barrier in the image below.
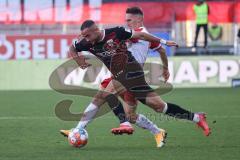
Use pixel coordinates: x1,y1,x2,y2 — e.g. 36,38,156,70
0,56,239,90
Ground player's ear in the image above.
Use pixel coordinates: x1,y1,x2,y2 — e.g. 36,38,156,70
90,24,98,31
94,26,100,32
137,15,143,22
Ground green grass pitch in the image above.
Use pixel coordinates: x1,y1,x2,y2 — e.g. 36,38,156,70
0,88,239,160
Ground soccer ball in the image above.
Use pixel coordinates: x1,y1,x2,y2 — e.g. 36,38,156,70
68,128,88,148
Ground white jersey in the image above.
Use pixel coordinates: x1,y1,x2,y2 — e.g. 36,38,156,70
127,27,161,66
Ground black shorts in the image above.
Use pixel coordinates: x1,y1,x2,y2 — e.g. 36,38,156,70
113,60,153,104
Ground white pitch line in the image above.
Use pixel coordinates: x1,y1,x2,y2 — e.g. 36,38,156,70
0,115,240,120
0,116,56,120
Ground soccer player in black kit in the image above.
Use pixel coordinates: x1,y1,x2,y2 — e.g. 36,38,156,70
62,20,210,143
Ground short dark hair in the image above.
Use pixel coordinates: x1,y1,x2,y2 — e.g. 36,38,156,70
126,7,143,16
81,20,95,30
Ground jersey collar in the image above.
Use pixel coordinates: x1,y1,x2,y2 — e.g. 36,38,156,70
99,29,105,42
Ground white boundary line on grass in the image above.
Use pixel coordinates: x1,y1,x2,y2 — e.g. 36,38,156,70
0,116,56,120
0,115,240,120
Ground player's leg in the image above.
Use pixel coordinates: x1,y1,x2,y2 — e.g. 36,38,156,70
121,91,162,135
60,78,129,136
118,62,210,136
76,78,129,129
60,88,106,137
110,89,167,147
97,78,168,136
121,92,138,123
74,91,104,129
121,91,167,147
102,79,134,134
138,91,211,136
95,78,169,136
203,24,208,48
194,24,201,47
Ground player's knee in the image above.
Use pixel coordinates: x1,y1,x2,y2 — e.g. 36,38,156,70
92,98,101,107
94,91,103,100
97,91,111,100
148,100,164,113
154,107,163,113
92,92,108,107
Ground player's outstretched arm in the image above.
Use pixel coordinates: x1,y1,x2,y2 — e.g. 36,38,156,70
156,47,169,82
132,31,178,47
68,45,91,69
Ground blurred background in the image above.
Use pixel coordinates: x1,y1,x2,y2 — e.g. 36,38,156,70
0,0,240,89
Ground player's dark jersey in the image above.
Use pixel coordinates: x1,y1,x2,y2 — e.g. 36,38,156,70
74,26,154,100
73,27,137,76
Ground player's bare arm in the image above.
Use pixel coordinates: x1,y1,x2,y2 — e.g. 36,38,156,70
156,47,170,82
132,31,179,47
68,45,91,69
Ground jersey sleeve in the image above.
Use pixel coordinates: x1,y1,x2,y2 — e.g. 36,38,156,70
149,41,162,50
114,27,133,40
72,38,91,52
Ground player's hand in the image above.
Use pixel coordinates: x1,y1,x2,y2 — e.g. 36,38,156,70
166,41,179,48
69,51,91,69
79,62,92,69
76,57,91,69
162,67,170,83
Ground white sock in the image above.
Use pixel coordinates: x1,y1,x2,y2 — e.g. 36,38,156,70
162,102,168,114
120,121,132,127
135,114,161,135
193,113,200,123
76,103,99,129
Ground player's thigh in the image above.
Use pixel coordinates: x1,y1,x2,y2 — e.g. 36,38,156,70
92,79,115,107
97,79,125,100
106,79,126,95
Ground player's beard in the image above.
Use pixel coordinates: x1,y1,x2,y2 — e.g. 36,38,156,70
95,30,104,43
